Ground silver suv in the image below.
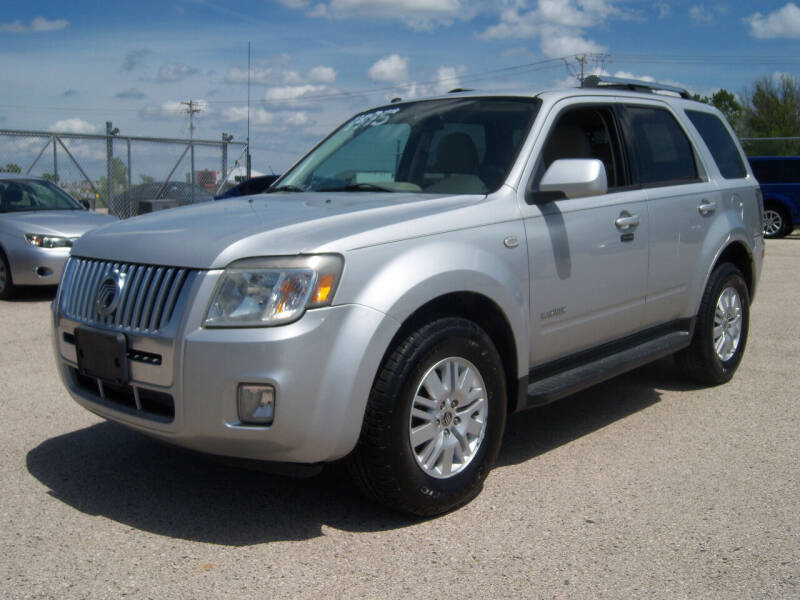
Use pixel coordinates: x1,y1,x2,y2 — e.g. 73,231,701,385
52,76,764,515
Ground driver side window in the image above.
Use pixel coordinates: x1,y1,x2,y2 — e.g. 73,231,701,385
534,105,625,193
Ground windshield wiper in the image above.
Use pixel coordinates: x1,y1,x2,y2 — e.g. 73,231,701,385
317,183,395,192
267,185,305,193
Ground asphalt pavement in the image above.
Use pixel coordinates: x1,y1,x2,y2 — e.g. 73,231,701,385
0,237,798,599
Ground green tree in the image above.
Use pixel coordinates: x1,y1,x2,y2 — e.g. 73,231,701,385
691,88,743,133
97,157,129,210
139,174,156,183
709,89,743,133
42,172,59,183
0,163,21,173
741,74,800,156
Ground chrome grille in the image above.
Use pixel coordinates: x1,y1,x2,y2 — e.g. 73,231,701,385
60,257,196,333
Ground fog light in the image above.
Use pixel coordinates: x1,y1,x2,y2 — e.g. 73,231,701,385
238,384,275,425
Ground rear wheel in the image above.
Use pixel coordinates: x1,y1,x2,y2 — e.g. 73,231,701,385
348,317,506,516
675,263,749,385
0,250,15,300
763,205,792,238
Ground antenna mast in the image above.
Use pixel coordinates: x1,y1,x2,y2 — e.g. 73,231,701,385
247,41,252,179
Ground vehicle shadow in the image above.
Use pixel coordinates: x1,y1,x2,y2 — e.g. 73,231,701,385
27,357,686,545
3,285,57,302
499,357,685,467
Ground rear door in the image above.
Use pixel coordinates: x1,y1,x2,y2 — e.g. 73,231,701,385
618,102,720,326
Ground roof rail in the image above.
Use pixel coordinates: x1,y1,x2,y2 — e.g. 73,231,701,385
581,75,691,99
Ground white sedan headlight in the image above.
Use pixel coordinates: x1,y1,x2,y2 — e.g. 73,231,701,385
204,255,343,327
25,233,75,248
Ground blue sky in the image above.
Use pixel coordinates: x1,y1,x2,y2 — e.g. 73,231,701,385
2,0,800,179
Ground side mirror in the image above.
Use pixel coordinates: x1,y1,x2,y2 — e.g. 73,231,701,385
537,158,608,200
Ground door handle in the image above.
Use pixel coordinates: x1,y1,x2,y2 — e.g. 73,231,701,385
698,199,717,215
615,212,640,230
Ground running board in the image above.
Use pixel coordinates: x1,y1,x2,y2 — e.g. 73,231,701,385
525,331,691,408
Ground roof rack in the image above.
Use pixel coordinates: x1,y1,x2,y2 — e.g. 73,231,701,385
581,75,691,99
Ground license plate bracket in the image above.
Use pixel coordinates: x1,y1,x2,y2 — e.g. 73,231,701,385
74,327,129,386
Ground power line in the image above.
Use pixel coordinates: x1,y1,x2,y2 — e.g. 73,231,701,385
4,53,800,115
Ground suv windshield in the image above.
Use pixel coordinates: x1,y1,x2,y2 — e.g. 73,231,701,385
275,97,540,195
0,179,82,212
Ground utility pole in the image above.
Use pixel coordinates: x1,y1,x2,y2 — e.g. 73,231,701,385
181,99,202,203
563,53,610,85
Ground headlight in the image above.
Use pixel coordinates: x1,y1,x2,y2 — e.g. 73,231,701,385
204,254,343,327
25,233,74,248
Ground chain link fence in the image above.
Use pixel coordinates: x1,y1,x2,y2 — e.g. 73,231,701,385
740,137,800,158
0,126,247,218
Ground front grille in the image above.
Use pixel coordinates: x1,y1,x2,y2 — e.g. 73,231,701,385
70,367,175,422
60,258,196,333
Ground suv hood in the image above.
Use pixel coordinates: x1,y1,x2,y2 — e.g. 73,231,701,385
71,192,484,269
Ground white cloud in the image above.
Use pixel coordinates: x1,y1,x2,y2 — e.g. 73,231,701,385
434,66,462,94
264,85,325,101
689,5,714,24
225,66,273,85
0,16,68,33
140,101,188,120
50,118,99,134
224,65,336,86
221,107,311,129
478,0,618,58
285,112,311,126
292,0,478,30
309,65,337,83
539,26,605,57
281,70,305,85
746,3,800,39
368,54,410,83
654,2,671,19
157,63,199,83
222,107,275,126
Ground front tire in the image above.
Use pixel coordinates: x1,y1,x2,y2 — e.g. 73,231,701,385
0,249,15,300
675,263,750,385
348,318,507,516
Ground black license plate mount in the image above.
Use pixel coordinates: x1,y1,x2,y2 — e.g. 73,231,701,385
74,327,129,386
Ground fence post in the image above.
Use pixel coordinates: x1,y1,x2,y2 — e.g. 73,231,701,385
52,136,58,183
221,134,228,184
190,141,195,203
106,121,114,215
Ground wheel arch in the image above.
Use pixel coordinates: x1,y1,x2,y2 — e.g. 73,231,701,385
708,240,755,304
380,292,523,415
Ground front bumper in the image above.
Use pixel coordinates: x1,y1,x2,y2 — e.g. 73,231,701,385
9,244,69,286
53,275,400,463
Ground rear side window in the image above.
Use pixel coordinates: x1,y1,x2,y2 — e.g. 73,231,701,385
686,110,747,179
624,106,698,186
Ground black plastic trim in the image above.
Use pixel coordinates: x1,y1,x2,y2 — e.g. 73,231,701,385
522,319,694,409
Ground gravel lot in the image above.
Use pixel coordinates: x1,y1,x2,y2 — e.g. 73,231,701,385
1,237,798,599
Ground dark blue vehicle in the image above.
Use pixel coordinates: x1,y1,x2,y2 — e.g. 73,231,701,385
749,156,800,238
214,175,280,200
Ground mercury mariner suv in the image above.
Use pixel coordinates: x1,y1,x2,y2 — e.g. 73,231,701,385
52,76,764,515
